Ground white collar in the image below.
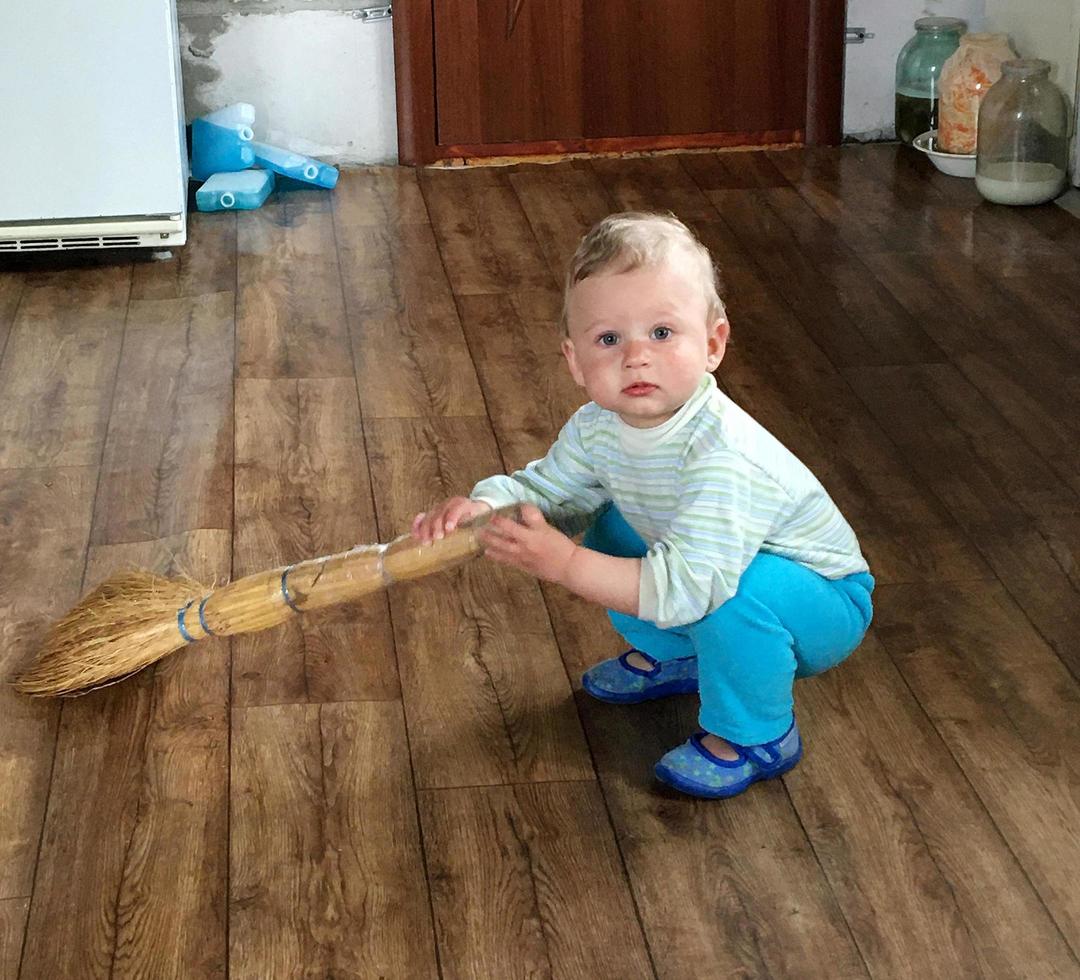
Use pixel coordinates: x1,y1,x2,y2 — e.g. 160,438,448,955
616,374,716,453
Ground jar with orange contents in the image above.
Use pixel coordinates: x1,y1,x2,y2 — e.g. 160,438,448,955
938,33,1016,154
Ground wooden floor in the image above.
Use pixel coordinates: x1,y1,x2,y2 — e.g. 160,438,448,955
2,144,1080,979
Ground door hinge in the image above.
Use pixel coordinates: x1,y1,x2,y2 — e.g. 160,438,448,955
845,27,875,44
352,4,391,21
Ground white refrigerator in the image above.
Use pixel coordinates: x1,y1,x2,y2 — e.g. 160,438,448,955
0,0,188,252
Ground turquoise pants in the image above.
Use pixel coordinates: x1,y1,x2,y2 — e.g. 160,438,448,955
583,505,875,745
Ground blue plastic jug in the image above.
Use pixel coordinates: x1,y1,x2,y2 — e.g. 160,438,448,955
196,170,275,211
252,142,338,189
191,103,256,181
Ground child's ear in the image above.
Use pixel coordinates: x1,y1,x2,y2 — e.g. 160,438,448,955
706,318,730,371
561,338,586,387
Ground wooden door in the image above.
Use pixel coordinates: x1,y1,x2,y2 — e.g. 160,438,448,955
394,0,845,164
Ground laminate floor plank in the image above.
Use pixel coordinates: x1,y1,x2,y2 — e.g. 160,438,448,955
91,292,234,545
364,416,592,789
1,897,29,980
420,166,553,296
874,582,1080,956
852,143,1080,278
0,271,23,359
232,377,397,706
230,700,437,979
703,184,947,367
129,211,237,301
420,781,653,980
0,468,96,903
21,532,231,980
507,160,613,282
334,169,486,419
456,289,585,473
236,191,353,379
0,265,130,469
789,630,1078,978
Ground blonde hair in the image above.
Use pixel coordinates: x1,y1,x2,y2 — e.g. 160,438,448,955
561,212,726,334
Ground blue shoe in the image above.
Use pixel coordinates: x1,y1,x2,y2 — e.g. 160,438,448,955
581,650,698,704
654,720,803,799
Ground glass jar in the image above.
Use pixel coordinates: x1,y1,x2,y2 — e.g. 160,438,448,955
938,33,1016,154
895,17,966,145
976,59,1069,205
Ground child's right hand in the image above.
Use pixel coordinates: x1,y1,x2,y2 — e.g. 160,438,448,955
411,497,493,544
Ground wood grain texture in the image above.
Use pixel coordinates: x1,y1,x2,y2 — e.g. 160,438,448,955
0,467,96,900
876,582,1080,956
584,1,809,139
230,700,437,979
0,266,129,468
789,631,1078,977
420,167,553,296
236,192,353,379
232,377,397,705
0,270,23,357
703,184,946,367
21,531,231,980
420,781,653,979
456,290,585,473
805,0,846,144
333,169,487,418
507,160,612,284
391,0,438,165
129,211,237,301
0,896,29,980
365,416,592,788
91,292,234,545
434,0,584,144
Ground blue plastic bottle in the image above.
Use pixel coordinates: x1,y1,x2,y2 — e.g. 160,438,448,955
191,103,257,181
196,170,275,211
251,142,338,189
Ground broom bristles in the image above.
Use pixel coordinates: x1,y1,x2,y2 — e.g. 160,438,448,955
12,570,208,697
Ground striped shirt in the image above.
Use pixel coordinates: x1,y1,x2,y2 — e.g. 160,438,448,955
472,374,868,628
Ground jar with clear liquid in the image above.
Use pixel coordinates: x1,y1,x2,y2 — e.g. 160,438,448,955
976,59,1069,205
895,17,966,144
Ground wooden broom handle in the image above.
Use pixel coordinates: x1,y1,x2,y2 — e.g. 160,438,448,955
176,504,522,642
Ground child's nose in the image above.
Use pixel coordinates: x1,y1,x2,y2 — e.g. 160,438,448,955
623,340,649,366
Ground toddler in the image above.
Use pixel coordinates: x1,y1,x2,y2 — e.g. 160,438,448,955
412,212,873,800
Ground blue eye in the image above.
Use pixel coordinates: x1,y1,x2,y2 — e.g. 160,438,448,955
598,332,619,347
652,325,672,340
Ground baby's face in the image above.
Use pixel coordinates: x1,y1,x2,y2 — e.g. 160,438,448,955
562,257,728,428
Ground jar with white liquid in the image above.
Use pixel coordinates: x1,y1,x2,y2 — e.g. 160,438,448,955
975,59,1069,206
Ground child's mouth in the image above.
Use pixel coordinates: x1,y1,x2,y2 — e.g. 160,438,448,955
623,383,657,396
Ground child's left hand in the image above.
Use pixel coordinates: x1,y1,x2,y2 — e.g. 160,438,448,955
480,504,577,584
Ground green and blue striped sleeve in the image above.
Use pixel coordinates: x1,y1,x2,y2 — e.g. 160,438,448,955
470,413,610,536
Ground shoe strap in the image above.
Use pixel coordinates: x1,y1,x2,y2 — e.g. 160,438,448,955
617,649,660,677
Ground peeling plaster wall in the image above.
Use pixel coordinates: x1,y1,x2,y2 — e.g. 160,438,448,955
178,4,396,165
843,0,986,139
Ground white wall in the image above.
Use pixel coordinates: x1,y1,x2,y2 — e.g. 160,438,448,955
843,1,985,139
983,0,1080,121
179,8,397,165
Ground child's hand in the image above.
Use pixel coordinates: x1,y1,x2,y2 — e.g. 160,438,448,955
480,504,577,584
411,497,492,544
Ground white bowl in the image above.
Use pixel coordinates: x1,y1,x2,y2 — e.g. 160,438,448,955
913,130,976,178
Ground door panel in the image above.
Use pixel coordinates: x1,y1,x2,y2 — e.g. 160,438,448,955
583,1,810,137
434,0,585,144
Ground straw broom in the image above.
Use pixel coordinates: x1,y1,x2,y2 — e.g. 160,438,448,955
12,505,520,698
